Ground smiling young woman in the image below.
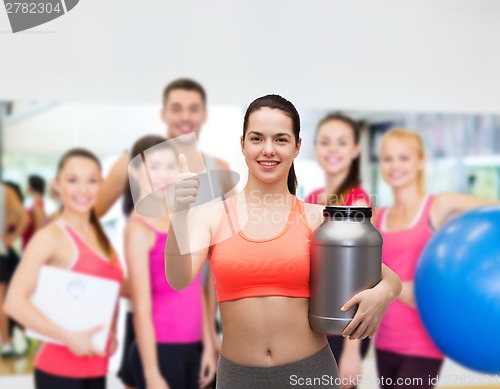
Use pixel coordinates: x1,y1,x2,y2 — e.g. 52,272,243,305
374,128,499,389
306,113,370,207
165,95,402,389
5,149,123,389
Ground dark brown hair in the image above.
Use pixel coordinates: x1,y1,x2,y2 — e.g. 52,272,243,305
315,113,361,205
28,174,46,195
57,148,113,258
162,78,206,107
243,94,300,195
123,135,176,216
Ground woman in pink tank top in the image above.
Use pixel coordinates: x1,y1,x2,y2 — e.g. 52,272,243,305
123,135,216,389
305,113,373,386
5,149,124,389
374,128,496,389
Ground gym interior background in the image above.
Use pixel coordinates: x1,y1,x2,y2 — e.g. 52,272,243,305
1,0,500,388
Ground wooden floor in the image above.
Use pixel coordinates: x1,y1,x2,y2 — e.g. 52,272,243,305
0,349,35,376
1,346,500,389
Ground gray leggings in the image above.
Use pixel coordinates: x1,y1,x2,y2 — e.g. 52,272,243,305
216,345,340,389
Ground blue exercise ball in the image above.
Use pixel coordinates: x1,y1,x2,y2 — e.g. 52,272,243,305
415,205,500,374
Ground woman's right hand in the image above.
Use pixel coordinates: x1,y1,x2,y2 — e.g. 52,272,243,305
173,153,200,213
341,285,392,340
63,325,104,357
146,371,171,389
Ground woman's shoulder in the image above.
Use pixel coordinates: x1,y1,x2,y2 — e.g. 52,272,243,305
302,202,325,231
428,192,478,229
189,195,228,229
23,220,69,257
195,194,230,214
37,219,66,240
125,213,158,236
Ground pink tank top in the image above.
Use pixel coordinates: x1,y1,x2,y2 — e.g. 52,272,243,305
130,218,203,343
374,196,444,359
35,222,124,378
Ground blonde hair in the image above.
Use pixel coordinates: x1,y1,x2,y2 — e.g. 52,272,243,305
380,128,426,194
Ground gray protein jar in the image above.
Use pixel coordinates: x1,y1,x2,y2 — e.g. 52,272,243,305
309,206,382,335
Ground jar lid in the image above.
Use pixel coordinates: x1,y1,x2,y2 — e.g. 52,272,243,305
323,206,372,220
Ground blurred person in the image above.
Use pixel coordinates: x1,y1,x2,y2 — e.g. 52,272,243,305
374,128,499,389
124,135,216,389
165,94,401,388
0,182,28,358
95,78,233,217
305,113,372,388
4,149,123,389
47,180,63,222
97,79,229,388
3,182,27,344
4,180,25,205
22,174,47,249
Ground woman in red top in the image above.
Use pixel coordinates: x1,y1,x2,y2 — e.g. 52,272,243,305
22,174,48,250
5,149,123,389
305,113,372,207
305,113,372,387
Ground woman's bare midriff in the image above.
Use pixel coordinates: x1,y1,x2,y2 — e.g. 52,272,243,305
219,296,328,366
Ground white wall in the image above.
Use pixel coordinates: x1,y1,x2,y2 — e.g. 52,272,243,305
4,103,165,155
3,103,244,159
1,0,500,113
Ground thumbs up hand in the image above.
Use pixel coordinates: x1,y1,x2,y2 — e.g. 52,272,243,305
173,153,200,213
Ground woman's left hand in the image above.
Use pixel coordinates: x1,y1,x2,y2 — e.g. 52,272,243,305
198,345,217,388
340,284,392,340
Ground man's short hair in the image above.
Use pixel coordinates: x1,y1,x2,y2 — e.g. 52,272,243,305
163,78,207,107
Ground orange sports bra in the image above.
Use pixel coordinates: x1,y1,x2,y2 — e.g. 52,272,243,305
209,195,312,302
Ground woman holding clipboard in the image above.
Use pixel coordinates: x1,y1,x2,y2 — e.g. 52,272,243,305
5,148,123,389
